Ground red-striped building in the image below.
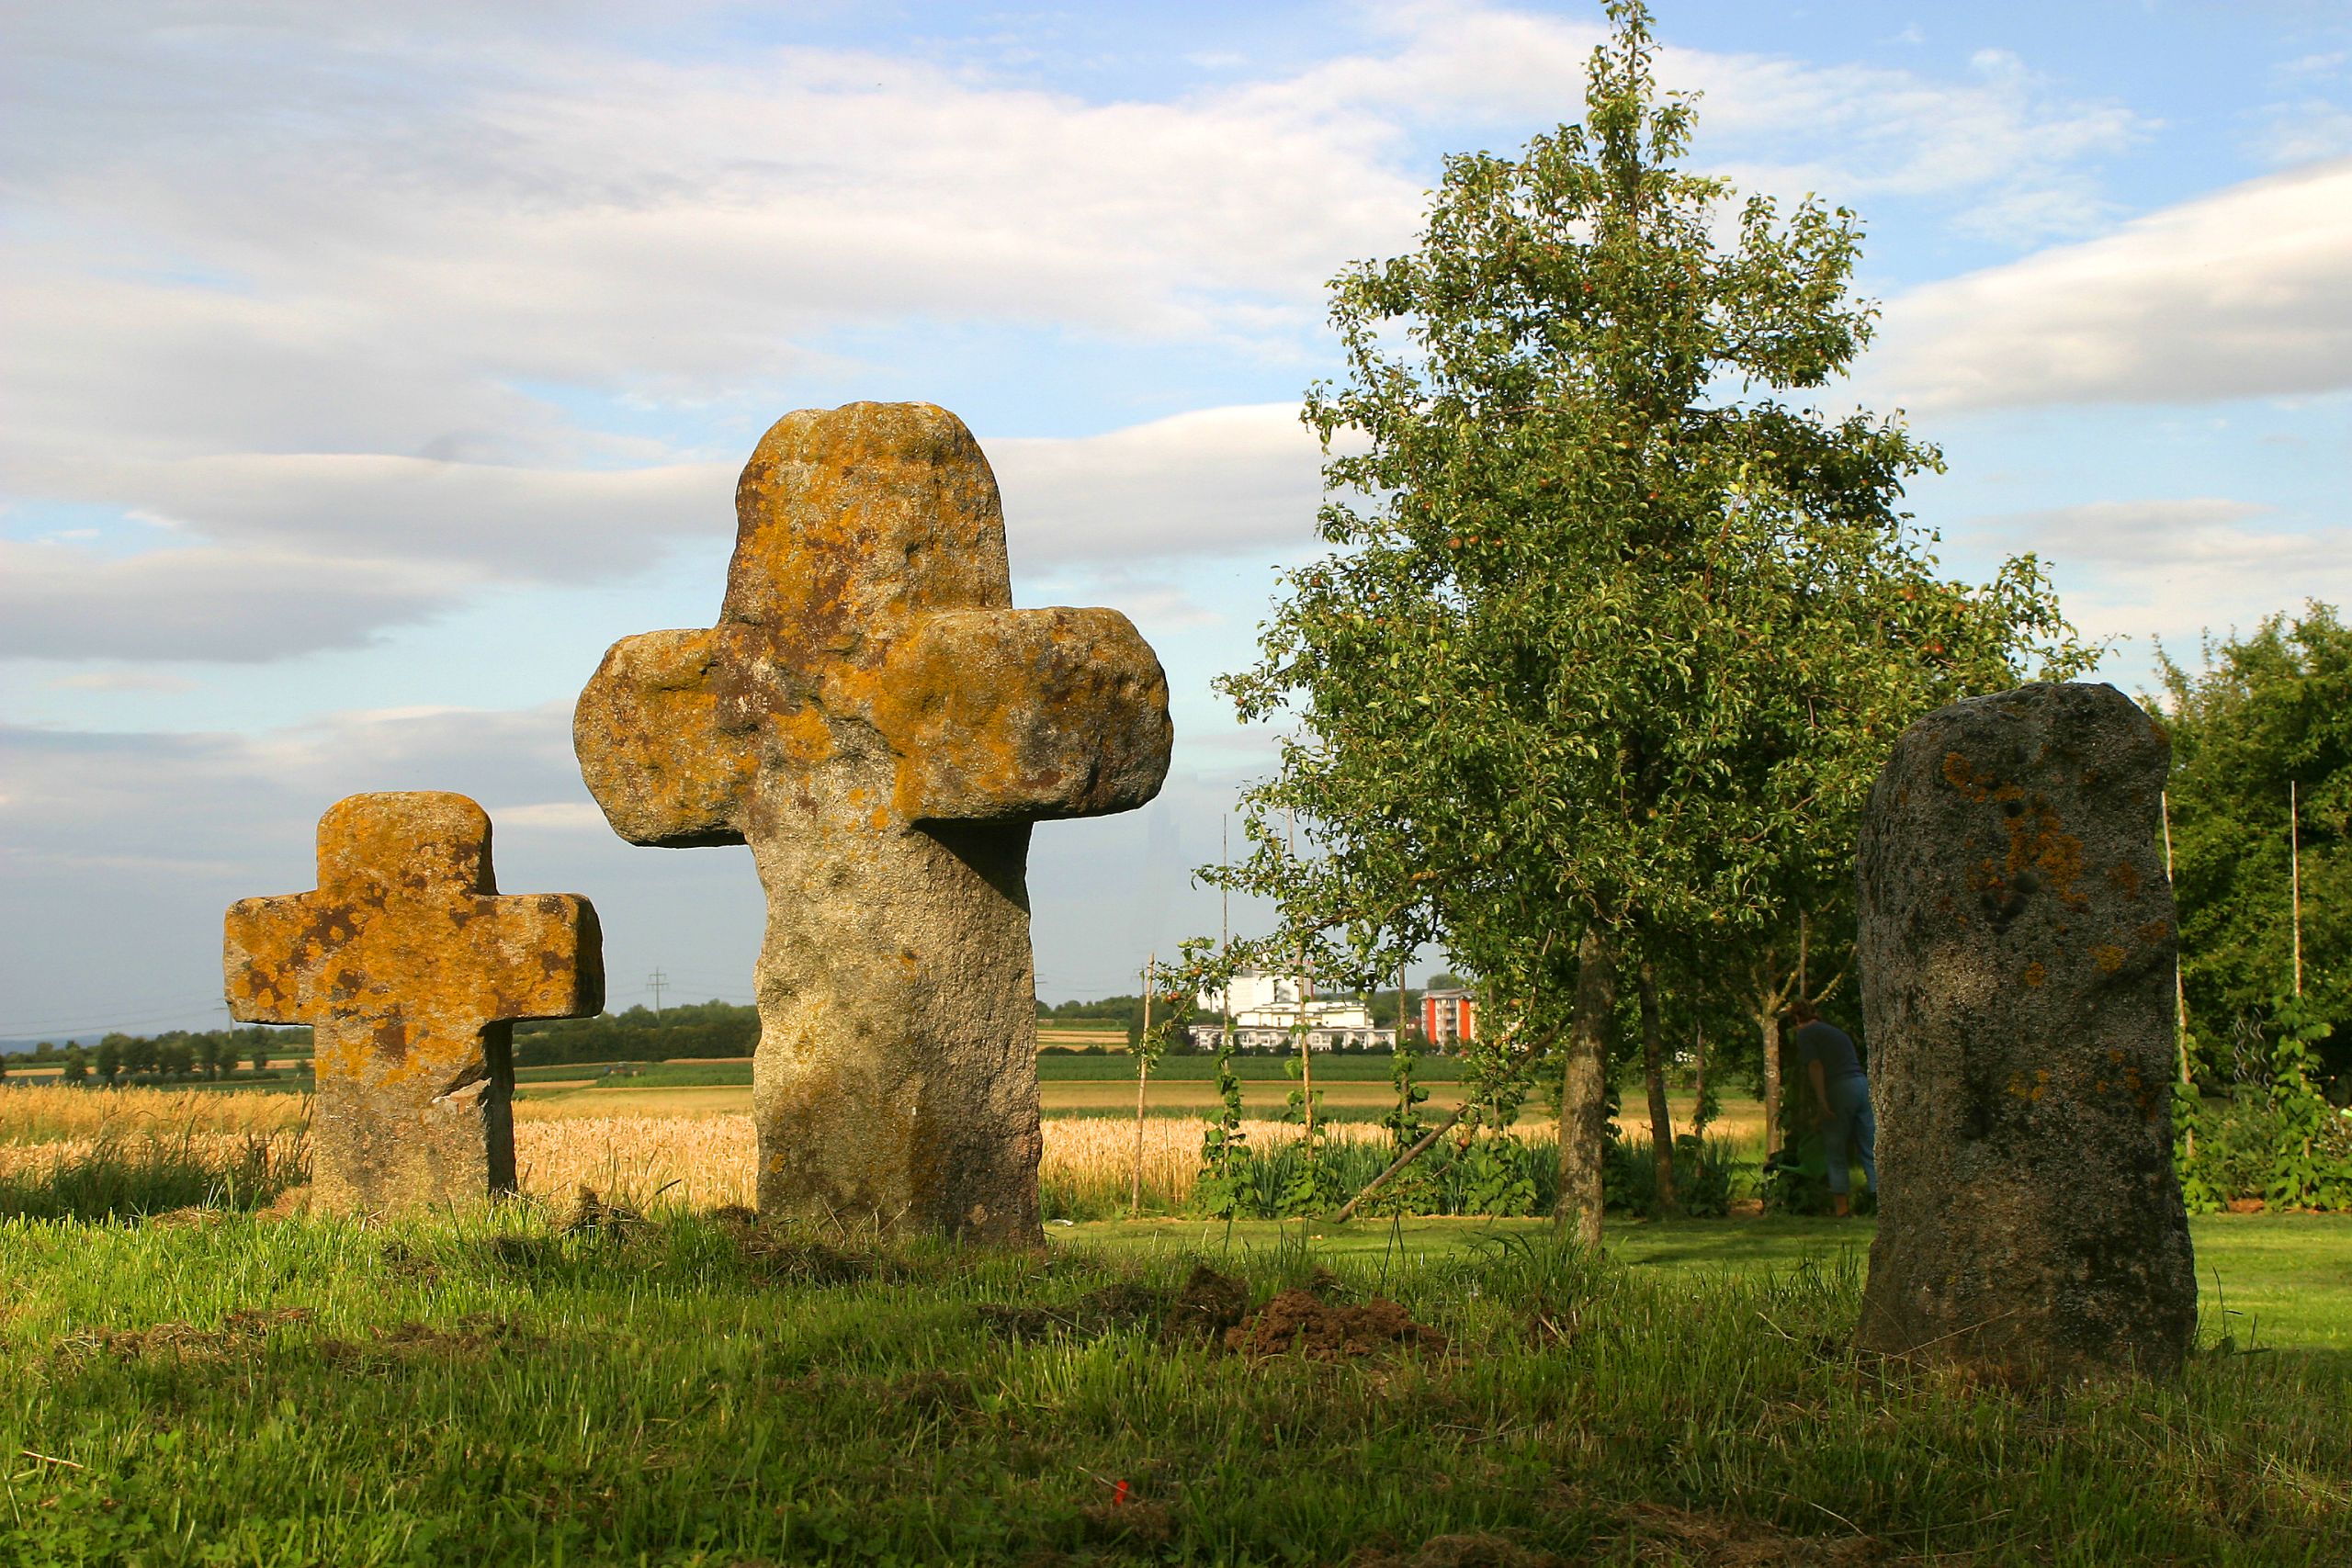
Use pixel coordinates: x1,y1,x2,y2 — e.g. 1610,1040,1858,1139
1419,987,1476,1047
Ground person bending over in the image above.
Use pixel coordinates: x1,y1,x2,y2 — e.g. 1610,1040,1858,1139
1790,998,1876,1217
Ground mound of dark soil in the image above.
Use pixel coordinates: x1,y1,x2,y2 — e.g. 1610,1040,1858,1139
1225,1286,1445,1360
1169,1264,1249,1338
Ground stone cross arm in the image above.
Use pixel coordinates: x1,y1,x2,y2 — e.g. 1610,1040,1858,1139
224,793,603,1037
577,601,1170,846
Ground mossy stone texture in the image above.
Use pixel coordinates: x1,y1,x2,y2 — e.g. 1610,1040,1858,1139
223,792,605,1213
1855,682,2195,1379
573,402,1172,1246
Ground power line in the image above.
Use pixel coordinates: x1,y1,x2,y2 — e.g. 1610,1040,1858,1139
0,1000,230,1040
646,968,669,1021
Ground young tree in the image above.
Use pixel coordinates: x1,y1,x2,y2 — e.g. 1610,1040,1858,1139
1212,1,2086,1244
2157,602,2350,1089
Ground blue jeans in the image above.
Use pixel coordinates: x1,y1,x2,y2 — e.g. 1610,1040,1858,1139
1825,1073,1876,1196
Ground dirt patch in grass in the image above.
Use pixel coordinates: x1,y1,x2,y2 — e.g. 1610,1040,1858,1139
973,1280,1169,1341
313,1313,543,1368
1615,1503,1879,1565
1170,1263,1250,1337
1349,1530,1566,1567
1226,1283,1446,1360
68,1306,317,1364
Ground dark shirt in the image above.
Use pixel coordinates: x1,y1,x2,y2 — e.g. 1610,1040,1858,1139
1795,1020,1863,1080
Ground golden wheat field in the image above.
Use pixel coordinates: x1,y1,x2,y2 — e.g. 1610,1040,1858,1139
0,1107,1359,1214
511,1114,1386,1211
1,1079,1762,1214
0,1085,309,1142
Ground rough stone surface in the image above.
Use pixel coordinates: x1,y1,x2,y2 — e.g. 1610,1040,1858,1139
224,793,604,1213
573,401,1171,1246
1855,682,2195,1379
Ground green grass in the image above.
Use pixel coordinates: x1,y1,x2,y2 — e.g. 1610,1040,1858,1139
0,1130,309,1223
1073,1213,2352,1353
2,1207,2345,1565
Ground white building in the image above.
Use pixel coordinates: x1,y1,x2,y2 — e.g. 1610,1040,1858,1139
1192,967,1390,1052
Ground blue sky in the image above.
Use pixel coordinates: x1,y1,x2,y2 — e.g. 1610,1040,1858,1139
3,0,2347,1037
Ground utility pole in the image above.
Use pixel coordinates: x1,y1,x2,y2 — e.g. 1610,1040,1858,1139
2162,791,2193,1159
1133,952,1155,1216
647,968,669,1021
2291,781,2303,998
1221,812,1233,1058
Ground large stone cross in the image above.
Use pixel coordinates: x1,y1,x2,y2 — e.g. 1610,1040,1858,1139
223,792,604,1212
573,401,1171,1244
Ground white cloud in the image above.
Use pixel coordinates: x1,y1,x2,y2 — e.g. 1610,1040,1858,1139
995,404,1333,566
0,0,2163,670
0,539,454,661
43,452,732,580
1959,496,2352,658
4,402,1335,660
2258,100,2352,166
0,0,2152,470
49,670,199,694
1869,160,2352,411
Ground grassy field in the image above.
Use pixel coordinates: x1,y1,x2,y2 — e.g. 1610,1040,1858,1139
3,1086,2346,1562
1,1206,2344,1565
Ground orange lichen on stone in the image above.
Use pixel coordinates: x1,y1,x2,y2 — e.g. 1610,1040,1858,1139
223,793,602,1213
571,401,1172,1246
2003,796,2088,908
1858,682,2193,1381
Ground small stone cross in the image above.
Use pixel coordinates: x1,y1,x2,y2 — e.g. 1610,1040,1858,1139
573,401,1170,1244
224,791,604,1212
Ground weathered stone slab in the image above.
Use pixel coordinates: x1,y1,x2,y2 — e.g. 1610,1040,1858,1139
224,792,604,1212
574,401,1170,1246
1855,682,2195,1379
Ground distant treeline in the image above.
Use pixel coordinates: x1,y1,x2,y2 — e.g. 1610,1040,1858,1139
514,996,1174,1063
1,1025,311,1086
6,990,1444,1080
513,1001,757,1066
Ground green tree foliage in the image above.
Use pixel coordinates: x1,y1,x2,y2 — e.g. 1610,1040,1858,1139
2157,603,2351,1211
1207,2,2086,1241
2156,602,2350,1085
512,1000,758,1066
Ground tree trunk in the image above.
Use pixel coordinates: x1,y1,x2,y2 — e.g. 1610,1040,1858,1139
1758,998,1782,1160
1639,960,1678,1216
1690,1026,1708,1139
1556,924,1617,1247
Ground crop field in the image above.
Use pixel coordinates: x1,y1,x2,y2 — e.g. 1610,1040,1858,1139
0,1082,1769,1203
